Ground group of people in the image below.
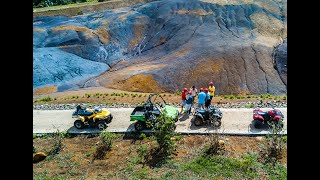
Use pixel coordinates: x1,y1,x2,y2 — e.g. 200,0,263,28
181,82,216,115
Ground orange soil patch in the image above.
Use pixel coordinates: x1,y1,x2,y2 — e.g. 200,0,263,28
118,10,136,21
128,16,147,50
96,63,167,87
176,9,214,16
95,22,110,44
33,28,46,32
108,74,166,93
53,24,112,44
53,25,94,34
34,86,57,95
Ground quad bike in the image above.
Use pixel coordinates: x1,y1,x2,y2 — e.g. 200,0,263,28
193,105,223,128
253,108,284,129
72,105,113,130
130,94,179,131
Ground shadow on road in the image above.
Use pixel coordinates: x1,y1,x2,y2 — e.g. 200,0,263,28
248,120,273,133
188,118,222,131
178,113,190,121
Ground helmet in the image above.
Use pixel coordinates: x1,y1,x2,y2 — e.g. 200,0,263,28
183,88,188,91
209,82,214,85
204,88,209,92
200,88,203,91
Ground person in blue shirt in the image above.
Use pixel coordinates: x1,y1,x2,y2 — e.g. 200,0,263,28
204,88,211,109
185,91,193,115
197,88,206,109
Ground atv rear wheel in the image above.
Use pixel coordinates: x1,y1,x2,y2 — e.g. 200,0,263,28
74,120,84,129
96,121,107,130
254,120,263,129
194,116,203,126
135,121,145,131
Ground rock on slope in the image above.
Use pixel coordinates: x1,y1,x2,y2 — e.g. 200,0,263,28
33,0,287,94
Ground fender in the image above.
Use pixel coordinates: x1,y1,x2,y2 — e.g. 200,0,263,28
253,114,264,120
79,116,85,122
196,113,204,121
273,116,283,121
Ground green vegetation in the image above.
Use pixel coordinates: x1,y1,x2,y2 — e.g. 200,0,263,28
93,132,115,161
244,103,254,108
48,130,67,157
33,0,100,8
152,113,176,158
34,96,53,102
183,153,259,178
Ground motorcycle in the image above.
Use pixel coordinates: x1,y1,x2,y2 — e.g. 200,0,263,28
253,108,284,129
193,105,223,127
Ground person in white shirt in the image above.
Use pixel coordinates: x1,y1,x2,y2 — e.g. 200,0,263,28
189,85,198,103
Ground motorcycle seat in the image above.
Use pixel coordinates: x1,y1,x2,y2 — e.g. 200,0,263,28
257,111,267,115
197,109,207,113
78,110,93,116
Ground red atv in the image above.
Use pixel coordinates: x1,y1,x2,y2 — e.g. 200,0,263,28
253,108,284,129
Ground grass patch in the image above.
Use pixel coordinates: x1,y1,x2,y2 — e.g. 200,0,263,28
244,103,254,108
183,153,260,179
34,96,53,102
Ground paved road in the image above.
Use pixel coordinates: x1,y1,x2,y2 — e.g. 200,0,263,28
33,108,287,135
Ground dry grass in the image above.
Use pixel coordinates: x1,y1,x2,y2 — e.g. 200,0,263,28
176,9,214,16
108,74,166,93
34,86,57,95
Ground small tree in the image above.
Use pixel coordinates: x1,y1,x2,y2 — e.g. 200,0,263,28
152,113,176,157
92,132,115,161
259,123,286,165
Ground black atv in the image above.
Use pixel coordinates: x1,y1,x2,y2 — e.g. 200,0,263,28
193,105,223,128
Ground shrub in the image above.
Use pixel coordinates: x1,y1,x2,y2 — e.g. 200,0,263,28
48,130,65,156
152,113,176,157
258,124,286,165
137,144,148,164
244,103,254,108
93,132,115,161
37,97,52,102
139,133,147,140
202,133,225,156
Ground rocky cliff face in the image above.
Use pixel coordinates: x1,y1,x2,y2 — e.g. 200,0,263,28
33,0,287,94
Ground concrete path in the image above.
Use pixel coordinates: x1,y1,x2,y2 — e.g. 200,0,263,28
33,108,287,135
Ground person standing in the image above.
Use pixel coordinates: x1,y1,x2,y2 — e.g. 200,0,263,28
208,82,215,104
204,88,211,109
185,91,193,115
197,88,206,109
181,88,188,113
190,85,198,103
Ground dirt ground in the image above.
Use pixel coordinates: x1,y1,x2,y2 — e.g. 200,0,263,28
33,135,287,179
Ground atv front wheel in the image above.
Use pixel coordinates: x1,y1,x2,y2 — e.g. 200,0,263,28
134,121,145,131
212,120,222,128
74,120,84,129
96,121,107,130
254,120,263,129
